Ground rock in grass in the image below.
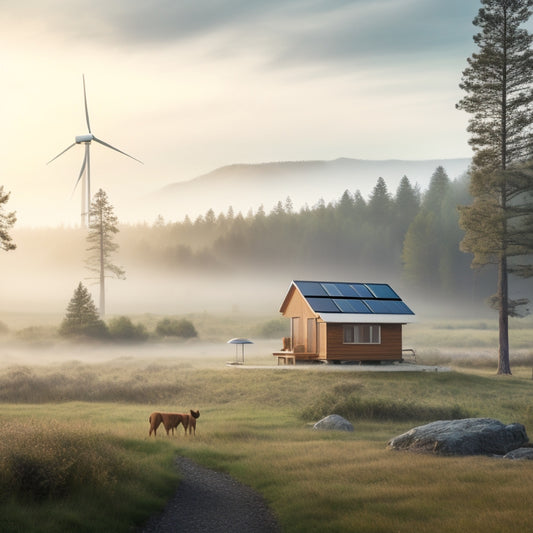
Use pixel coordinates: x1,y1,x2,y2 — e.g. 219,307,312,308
313,414,354,432
503,447,533,460
387,418,528,456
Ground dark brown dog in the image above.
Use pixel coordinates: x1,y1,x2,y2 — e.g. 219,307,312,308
148,412,185,437
178,410,200,435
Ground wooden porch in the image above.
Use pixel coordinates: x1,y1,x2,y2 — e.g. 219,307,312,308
272,350,320,364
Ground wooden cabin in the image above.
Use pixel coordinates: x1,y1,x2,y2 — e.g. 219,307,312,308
274,280,415,364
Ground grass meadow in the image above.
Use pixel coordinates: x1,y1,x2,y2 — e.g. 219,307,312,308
0,315,533,532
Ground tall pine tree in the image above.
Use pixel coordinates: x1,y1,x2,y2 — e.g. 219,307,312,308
456,0,533,374
86,189,125,317
394,176,420,247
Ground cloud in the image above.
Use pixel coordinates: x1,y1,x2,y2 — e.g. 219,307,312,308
5,0,478,69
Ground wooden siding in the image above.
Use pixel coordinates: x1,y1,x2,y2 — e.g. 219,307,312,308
319,321,327,357
283,289,319,354
283,288,316,321
324,323,402,361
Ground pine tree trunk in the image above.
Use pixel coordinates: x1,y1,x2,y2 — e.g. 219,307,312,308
497,253,511,375
99,219,105,317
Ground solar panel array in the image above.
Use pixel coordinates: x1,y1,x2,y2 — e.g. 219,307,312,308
294,281,414,315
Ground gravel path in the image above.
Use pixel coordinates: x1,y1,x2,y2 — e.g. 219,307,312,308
138,456,281,533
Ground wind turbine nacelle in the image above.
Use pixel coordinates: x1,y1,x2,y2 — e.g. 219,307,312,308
76,134,94,144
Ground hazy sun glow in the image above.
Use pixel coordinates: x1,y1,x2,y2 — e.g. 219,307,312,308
0,0,478,228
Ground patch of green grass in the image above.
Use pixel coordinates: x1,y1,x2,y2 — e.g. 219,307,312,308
2,361,533,532
177,415,533,533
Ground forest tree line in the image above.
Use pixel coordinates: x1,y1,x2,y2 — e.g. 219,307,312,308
8,166,501,305
117,165,495,301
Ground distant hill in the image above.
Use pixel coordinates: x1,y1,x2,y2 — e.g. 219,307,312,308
142,157,471,222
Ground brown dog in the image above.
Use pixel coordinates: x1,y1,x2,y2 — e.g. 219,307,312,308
148,412,185,437
177,410,200,435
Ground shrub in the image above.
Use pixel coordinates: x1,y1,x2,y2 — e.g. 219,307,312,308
300,393,470,423
108,316,148,342
155,318,198,338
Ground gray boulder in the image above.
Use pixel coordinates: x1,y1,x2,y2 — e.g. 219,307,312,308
388,418,528,456
503,447,533,460
313,414,354,432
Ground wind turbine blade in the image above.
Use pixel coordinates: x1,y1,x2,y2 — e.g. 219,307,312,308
47,143,76,164
83,74,92,133
93,136,143,164
72,150,88,196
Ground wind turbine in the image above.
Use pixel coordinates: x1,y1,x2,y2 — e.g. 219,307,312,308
48,75,142,227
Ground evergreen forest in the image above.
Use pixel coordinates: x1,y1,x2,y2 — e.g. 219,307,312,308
115,166,496,304
9,165,514,314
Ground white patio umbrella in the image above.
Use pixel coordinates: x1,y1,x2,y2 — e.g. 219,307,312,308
227,338,254,364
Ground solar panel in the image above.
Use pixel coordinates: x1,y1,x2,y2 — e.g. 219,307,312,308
332,283,360,297
333,299,372,313
306,297,340,313
349,283,374,298
295,281,328,297
363,299,414,314
365,284,400,299
321,283,343,296
294,280,414,317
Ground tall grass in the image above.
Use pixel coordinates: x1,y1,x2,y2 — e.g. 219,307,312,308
0,420,123,502
0,363,184,403
0,416,179,532
300,392,470,422
1,355,533,532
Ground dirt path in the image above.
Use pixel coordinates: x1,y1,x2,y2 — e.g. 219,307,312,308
138,456,281,532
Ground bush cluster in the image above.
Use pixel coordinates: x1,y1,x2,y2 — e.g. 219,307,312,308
107,316,149,342
154,318,198,339
58,315,198,342
58,283,197,342
0,420,125,502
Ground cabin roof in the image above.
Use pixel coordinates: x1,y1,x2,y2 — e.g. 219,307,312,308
280,280,415,324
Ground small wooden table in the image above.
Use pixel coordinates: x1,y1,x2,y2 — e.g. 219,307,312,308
273,353,296,365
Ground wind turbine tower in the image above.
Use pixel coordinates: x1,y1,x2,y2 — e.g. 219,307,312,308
48,75,142,227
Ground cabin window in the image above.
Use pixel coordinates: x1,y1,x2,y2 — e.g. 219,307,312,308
343,324,381,344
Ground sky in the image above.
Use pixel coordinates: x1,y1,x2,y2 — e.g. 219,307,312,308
1,0,483,227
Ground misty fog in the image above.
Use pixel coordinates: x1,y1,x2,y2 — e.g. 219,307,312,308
0,226,287,316
0,223,499,323
2,167,531,359
1,218,530,374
